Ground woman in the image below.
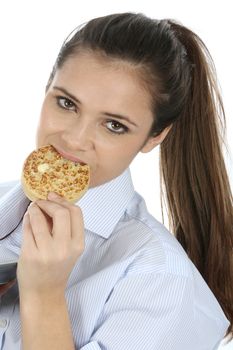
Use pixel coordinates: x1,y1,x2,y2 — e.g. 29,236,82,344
0,12,232,350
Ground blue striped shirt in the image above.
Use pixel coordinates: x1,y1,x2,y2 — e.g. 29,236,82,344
0,168,230,349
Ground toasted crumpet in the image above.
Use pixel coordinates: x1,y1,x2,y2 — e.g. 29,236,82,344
21,145,90,202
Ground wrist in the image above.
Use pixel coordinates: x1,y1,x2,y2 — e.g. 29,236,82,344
19,290,66,313
19,289,74,350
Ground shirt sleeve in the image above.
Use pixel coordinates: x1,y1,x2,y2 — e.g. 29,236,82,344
79,272,226,350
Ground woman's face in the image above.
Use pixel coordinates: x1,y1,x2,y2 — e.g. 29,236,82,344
36,52,168,188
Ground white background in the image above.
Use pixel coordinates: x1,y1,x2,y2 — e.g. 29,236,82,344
0,1,232,348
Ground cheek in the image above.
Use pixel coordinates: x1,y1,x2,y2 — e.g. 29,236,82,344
39,98,58,126
38,107,61,135
36,107,56,146
97,137,140,164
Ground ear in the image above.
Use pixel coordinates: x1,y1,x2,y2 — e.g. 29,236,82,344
140,124,173,153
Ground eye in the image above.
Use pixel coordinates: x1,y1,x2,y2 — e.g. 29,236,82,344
56,96,76,111
106,120,129,135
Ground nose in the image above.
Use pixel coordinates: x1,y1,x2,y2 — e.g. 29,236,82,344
61,119,94,151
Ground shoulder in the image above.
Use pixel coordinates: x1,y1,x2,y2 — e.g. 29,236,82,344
110,192,230,334
115,191,192,278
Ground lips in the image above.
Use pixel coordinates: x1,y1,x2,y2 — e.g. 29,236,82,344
53,145,86,165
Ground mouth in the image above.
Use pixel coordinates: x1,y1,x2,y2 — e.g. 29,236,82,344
52,145,87,165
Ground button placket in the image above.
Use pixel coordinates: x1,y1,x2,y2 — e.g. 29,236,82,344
0,319,7,328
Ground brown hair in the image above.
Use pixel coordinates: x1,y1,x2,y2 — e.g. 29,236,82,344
47,12,233,339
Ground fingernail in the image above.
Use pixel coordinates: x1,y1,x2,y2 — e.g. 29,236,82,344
48,192,60,200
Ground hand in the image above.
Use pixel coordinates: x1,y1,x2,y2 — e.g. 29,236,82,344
0,279,16,297
17,193,85,299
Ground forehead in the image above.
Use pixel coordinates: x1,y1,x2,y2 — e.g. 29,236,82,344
51,52,154,119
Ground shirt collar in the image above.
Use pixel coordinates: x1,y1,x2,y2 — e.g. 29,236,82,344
0,168,135,240
77,167,135,238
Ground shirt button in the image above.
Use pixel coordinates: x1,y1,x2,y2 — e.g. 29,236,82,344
0,319,7,328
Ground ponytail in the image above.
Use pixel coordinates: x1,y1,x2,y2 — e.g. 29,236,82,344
159,21,233,339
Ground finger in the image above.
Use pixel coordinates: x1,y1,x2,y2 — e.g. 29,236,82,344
35,200,71,241
22,211,38,250
47,192,75,210
43,194,85,257
27,203,53,249
30,202,53,233
47,193,84,244
47,192,70,202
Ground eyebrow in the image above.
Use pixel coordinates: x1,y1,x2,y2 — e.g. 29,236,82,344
53,86,139,127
